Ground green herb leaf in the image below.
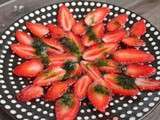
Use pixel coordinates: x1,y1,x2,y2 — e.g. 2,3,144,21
95,59,108,67
63,61,76,71
94,84,109,95
117,75,136,89
60,93,73,107
62,73,71,80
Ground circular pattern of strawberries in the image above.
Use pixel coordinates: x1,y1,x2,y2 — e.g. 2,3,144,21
10,4,160,120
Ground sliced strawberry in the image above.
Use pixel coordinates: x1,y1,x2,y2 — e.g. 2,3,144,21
72,21,86,35
135,78,160,91
55,93,80,120
33,66,66,86
63,79,76,86
16,31,33,45
104,74,139,96
113,49,155,64
130,20,146,37
92,23,105,38
125,64,156,78
26,22,49,38
83,43,118,61
45,82,68,101
74,75,92,99
47,24,65,38
10,43,36,59
42,38,64,53
122,37,145,47
17,85,43,102
58,5,75,31
82,34,95,47
85,7,110,26
13,59,44,77
102,29,127,43
87,82,111,112
70,63,82,76
107,14,128,31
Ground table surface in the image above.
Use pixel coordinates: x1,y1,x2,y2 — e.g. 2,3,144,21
0,0,160,120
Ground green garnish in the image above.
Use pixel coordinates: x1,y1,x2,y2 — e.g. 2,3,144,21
60,93,73,107
62,73,71,80
95,59,108,67
94,84,109,95
116,75,136,89
63,61,76,71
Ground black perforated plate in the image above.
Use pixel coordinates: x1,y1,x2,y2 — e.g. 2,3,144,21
0,1,160,120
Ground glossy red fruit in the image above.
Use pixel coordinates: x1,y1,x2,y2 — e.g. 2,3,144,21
107,14,128,31
63,79,76,86
122,37,145,47
83,43,118,61
74,75,92,99
72,21,86,35
92,23,105,38
85,7,110,26
13,59,44,77
104,74,139,96
58,5,75,31
47,24,65,38
102,29,126,43
130,20,146,37
26,22,49,38
135,78,160,91
16,31,33,45
17,85,43,102
55,94,80,120
87,82,111,112
113,49,155,64
70,63,82,76
33,66,66,86
82,34,95,47
126,64,156,78
10,43,36,59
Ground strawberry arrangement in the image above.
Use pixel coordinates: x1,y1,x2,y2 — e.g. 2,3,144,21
10,4,160,120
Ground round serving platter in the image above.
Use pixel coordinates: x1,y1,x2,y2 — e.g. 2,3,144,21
0,1,160,120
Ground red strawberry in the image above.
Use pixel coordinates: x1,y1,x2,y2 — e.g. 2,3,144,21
87,82,111,112
55,93,80,120
125,64,156,78
42,38,64,53
82,35,95,47
83,43,118,61
70,63,82,76
63,79,76,86
107,14,128,31
122,37,145,47
58,5,75,31
85,7,110,26
33,66,66,86
16,31,33,45
92,23,105,38
102,29,127,43
47,24,65,38
74,75,92,99
13,59,44,77
130,20,146,37
17,85,43,102
104,74,139,96
113,49,155,64
10,43,36,59
72,21,86,35
26,22,49,38
135,78,160,91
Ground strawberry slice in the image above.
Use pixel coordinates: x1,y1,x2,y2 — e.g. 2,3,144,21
55,93,80,120
10,43,36,59
104,74,139,96
74,75,92,99
102,29,127,43
26,22,49,38
107,14,128,31
13,59,44,77
92,23,105,38
87,82,111,112
85,7,110,26
83,43,118,61
70,63,82,76
33,66,66,86
125,64,156,78
47,24,65,39
16,31,33,45
72,21,86,35
63,79,76,86
58,5,75,31
42,38,64,53
113,49,155,64
130,20,146,37
82,35,95,47
122,37,145,47
135,78,160,91
17,85,43,102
